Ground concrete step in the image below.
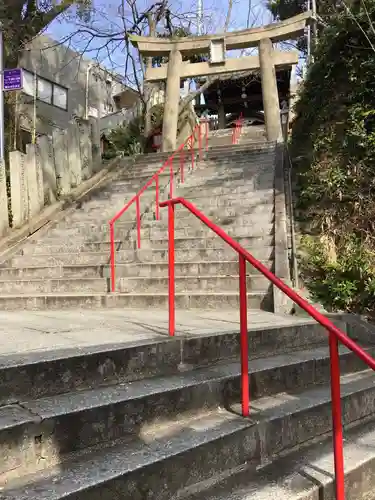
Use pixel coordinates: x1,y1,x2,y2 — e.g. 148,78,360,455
65,190,274,219
58,212,274,234
8,246,274,266
0,260,274,280
22,235,274,255
0,290,271,310
178,175,275,192
44,217,274,240
2,367,375,498
0,322,329,404
65,190,275,217
0,275,269,294
55,204,275,229
186,411,375,500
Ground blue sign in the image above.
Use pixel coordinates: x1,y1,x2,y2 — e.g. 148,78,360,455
3,69,23,91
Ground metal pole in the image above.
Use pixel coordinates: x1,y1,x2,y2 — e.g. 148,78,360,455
0,25,5,163
197,0,203,35
32,69,37,144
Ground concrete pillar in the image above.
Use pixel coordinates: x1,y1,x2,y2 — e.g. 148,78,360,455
162,49,182,152
52,129,70,196
38,135,57,204
67,121,82,188
259,38,282,142
34,144,45,210
0,160,9,235
89,117,101,173
78,120,93,180
25,144,43,218
218,102,226,129
9,151,24,228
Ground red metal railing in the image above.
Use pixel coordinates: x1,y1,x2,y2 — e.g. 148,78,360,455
109,121,209,292
232,113,244,144
159,196,375,500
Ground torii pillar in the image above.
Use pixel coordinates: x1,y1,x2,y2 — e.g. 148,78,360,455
162,48,183,151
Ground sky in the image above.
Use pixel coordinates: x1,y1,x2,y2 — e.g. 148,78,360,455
47,0,273,79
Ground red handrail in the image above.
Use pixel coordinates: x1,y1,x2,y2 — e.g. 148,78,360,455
232,113,244,144
159,196,375,500
108,123,208,292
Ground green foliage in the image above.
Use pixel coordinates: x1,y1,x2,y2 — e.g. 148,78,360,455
267,0,306,21
104,116,144,159
292,0,375,316
300,235,375,316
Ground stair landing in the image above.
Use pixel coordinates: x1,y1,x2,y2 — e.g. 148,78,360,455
0,309,309,357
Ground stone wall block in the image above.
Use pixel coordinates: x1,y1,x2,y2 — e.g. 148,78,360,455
78,120,93,180
9,151,26,229
0,160,9,235
67,121,82,188
25,144,41,219
52,129,70,196
38,135,57,204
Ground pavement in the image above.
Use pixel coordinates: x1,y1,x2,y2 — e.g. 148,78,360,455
0,309,312,356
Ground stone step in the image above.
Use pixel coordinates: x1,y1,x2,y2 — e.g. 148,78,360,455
66,189,275,215
0,260,274,280
54,211,274,235
60,199,275,221
186,412,375,500
175,175,275,191
0,323,328,404
2,367,374,499
8,246,274,266
4,345,354,483
0,275,269,294
22,235,274,255
43,222,274,243
0,291,271,310
125,149,273,174
66,189,274,219
83,178,274,207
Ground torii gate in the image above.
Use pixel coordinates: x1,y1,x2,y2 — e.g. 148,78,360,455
130,12,311,152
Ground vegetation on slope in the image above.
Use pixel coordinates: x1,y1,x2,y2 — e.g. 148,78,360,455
291,0,375,317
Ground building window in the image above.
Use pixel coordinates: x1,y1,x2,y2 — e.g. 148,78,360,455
22,69,68,110
37,78,52,104
53,85,68,110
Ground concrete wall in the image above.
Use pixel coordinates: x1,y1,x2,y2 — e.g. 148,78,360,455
7,118,100,231
18,35,128,138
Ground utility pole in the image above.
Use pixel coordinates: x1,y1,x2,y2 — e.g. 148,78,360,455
0,23,5,162
196,0,205,105
197,0,204,35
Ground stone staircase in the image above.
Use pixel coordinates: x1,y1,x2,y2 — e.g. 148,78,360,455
1,316,375,498
0,131,276,311
1,129,375,499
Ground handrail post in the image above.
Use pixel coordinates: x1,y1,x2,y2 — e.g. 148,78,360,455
190,136,195,170
168,202,175,336
329,332,345,500
169,159,174,198
180,148,185,184
155,175,159,220
198,124,202,161
109,222,116,292
239,254,249,417
136,195,141,249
